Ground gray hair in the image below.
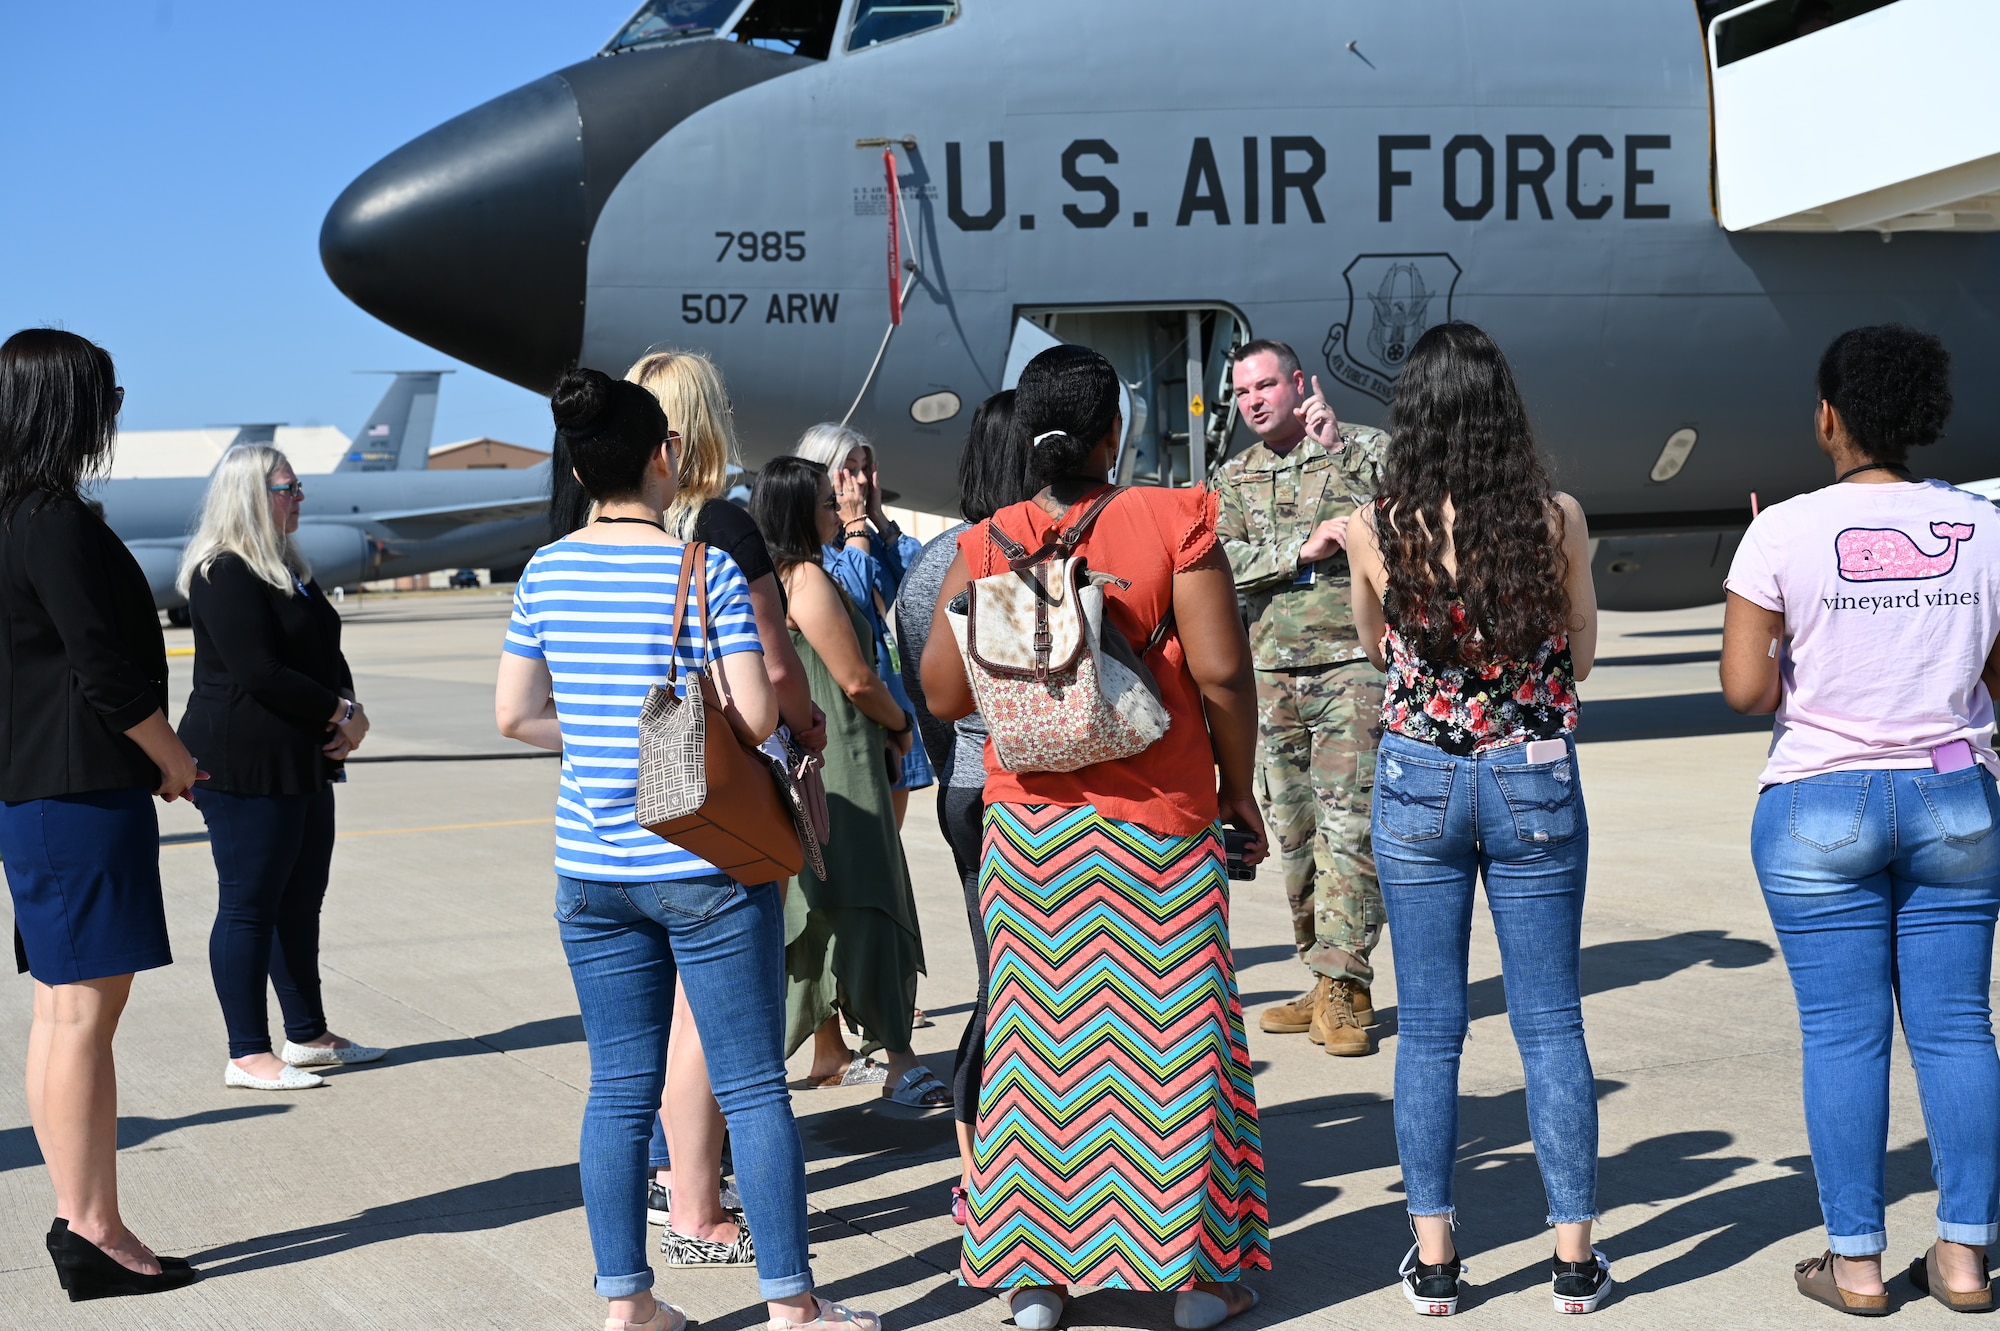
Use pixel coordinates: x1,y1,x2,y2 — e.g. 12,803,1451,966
175,444,308,597
793,422,872,471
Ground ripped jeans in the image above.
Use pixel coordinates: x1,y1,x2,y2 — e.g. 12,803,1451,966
1372,730,1598,1226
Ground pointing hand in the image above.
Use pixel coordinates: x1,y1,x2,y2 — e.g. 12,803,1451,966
1292,374,1340,447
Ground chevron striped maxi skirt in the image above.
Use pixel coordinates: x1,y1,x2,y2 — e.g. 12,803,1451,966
960,802,1269,1290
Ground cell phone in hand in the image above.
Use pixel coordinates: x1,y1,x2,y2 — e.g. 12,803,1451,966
1223,827,1258,881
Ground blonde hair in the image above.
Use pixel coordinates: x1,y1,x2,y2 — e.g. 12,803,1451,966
625,350,739,539
176,444,308,597
794,422,872,472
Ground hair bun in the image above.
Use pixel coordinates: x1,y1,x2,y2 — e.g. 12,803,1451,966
551,367,616,436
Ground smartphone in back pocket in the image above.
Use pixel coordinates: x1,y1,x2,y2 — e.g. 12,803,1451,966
1523,738,1568,764
1933,739,1976,773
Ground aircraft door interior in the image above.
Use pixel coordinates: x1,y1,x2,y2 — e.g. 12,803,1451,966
1011,306,1247,490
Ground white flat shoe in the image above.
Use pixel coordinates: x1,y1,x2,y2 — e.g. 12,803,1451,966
1175,1287,1257,1330
606,1302,686,1331
225,1061,325,1091
282,1040,387,1067
1008,1289,1066,1330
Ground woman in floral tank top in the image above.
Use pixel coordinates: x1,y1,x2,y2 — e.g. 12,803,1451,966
1345,322,1608,1316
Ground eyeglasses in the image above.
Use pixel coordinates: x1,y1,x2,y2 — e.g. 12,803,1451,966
663,430,682,449
268,482,305,499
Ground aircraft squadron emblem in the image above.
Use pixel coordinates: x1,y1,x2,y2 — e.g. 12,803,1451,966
1322,253,1462,402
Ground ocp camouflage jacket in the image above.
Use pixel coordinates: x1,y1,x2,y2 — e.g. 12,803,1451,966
1212,423,1390,671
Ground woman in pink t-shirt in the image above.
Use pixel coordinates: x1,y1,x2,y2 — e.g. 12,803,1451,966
1722,324,2000,1315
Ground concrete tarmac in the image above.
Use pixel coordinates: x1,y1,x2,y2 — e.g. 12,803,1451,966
0,593,1981,1328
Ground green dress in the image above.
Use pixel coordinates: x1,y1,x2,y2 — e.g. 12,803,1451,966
784,585,926,1056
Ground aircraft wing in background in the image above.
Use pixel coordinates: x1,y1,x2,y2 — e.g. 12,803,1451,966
363,495,549,542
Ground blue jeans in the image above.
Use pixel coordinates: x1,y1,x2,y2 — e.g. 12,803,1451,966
557,873,811,1300
1373,731,1598,1225
1752,766,2000,1256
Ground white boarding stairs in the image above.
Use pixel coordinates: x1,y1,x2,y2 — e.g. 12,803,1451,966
1709,0,2000,233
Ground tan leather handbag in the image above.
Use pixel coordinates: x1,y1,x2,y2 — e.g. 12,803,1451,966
635,542,804,885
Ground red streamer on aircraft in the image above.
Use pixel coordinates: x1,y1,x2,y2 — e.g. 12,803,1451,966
885,149,903,327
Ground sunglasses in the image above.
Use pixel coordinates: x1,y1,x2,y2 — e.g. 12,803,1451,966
268,481,305,499
820,495,841,511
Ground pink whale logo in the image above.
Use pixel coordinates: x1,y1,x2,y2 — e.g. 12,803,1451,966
1836,522,1976,582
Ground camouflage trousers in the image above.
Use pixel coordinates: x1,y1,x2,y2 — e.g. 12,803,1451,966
1254,659,1385,986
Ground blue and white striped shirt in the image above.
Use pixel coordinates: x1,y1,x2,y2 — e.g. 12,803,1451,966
504,539,762,881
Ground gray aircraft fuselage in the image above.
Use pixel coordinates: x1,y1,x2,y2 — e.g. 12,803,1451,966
95,466,548,606
321,1,2000,588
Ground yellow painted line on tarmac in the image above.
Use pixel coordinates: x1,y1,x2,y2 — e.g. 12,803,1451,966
338,816,553,839
162,816,552,847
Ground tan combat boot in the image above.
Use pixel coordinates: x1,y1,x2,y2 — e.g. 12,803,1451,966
1350,983,1376,1028
1310,980,1373,1056
1259,975,1331,1034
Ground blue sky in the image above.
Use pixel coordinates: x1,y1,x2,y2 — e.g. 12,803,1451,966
1,2,637,447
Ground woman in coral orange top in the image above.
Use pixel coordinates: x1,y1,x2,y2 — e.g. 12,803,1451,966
920,344,1271,1331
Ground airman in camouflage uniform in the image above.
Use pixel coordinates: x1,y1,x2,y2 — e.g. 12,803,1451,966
1213,340,1389,1056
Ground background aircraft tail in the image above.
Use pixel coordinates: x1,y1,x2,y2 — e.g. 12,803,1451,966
336,370,449,471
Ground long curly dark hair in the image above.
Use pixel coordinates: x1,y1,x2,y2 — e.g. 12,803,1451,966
1378,322,1568,667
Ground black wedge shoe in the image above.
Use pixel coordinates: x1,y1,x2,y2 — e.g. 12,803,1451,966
45,1218,198,1302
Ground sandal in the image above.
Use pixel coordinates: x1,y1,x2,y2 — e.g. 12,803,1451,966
809,1057,888,1089
767,1295,881,1331
950,1184,969,1226
1909,1242,1995,1312
882,1066,952,1109
1794,1252,1889,1316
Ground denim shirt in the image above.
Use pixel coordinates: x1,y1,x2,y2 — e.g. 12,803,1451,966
821,529,923,672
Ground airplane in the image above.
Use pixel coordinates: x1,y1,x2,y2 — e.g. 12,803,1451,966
335,370,450,472
318,0,2000,610
95,370,549,612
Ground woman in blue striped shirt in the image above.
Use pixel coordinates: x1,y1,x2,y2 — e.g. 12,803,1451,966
497,369,879,1331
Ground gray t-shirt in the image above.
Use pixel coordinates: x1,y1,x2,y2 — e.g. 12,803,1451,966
895,524,988,789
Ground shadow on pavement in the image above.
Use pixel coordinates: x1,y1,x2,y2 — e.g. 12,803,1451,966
0,1103,291,1173
186,1163,581,1276
386,1013,585,1067
1579,693,1774,744
1366,930,1774,1035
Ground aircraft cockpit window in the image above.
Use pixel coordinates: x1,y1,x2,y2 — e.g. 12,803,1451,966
730,0,841,60
604,0,741,54
847,0,960,52
1700,0,1902,66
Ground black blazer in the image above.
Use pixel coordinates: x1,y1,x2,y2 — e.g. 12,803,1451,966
177,553,354,795
0,493,169,801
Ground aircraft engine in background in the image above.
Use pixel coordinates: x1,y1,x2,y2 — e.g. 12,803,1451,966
126,542,188,610
293,524,379,590
1591,531,1746,613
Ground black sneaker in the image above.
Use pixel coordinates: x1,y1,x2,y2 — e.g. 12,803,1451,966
1551,1249,1613,1314
646,1176,743,1225
1400,1243,1464,1316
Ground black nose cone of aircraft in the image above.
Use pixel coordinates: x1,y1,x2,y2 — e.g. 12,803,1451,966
321,42,803,395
